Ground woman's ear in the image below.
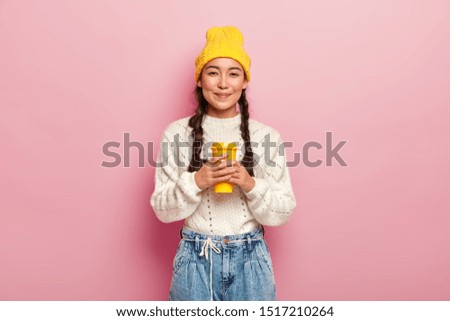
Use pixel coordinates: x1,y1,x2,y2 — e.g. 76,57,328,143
197,78,202,88
242,80,248,89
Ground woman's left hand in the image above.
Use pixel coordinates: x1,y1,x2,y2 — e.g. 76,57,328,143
228,161,255,193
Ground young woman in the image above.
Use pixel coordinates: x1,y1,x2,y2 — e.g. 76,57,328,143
150,26,296,301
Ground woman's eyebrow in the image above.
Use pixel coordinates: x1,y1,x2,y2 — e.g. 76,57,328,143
205,65,242,71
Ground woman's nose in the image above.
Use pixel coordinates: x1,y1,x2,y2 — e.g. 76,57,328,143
218,76,229,89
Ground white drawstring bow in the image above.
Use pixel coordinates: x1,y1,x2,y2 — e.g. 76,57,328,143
199,237,221,260
198,237,221,301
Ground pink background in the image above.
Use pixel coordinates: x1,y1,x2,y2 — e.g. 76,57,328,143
1,0,449,300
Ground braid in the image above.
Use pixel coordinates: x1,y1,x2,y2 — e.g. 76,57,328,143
187,87,208,172
239,90,255,177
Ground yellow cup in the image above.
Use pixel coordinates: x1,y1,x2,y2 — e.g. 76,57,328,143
211,142,238,193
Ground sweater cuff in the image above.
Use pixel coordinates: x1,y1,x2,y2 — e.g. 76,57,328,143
190,171,203,194
177,171,203,201
243,177,269,200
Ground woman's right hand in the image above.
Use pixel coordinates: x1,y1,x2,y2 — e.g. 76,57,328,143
194,154,237,190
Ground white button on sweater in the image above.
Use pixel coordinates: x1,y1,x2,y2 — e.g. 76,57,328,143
150,113,297,235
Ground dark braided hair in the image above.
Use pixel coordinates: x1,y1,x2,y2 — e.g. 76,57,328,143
187,86,255,177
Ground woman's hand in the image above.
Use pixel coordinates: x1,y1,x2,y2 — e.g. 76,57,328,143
228,161,255,193
194,154,238,190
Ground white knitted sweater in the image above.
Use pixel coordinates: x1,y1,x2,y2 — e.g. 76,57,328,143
150,113,296,235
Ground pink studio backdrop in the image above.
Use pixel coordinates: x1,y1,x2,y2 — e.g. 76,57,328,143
1,0,449,300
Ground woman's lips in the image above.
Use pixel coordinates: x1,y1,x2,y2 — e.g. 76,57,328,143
215,93,231,99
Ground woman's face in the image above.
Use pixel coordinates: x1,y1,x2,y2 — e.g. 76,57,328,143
197,57,248,118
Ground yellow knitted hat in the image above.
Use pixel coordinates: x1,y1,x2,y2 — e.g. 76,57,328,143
195,26,251,82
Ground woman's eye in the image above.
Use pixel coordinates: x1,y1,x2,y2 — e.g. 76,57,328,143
208,72,218,76
230,73,240,77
